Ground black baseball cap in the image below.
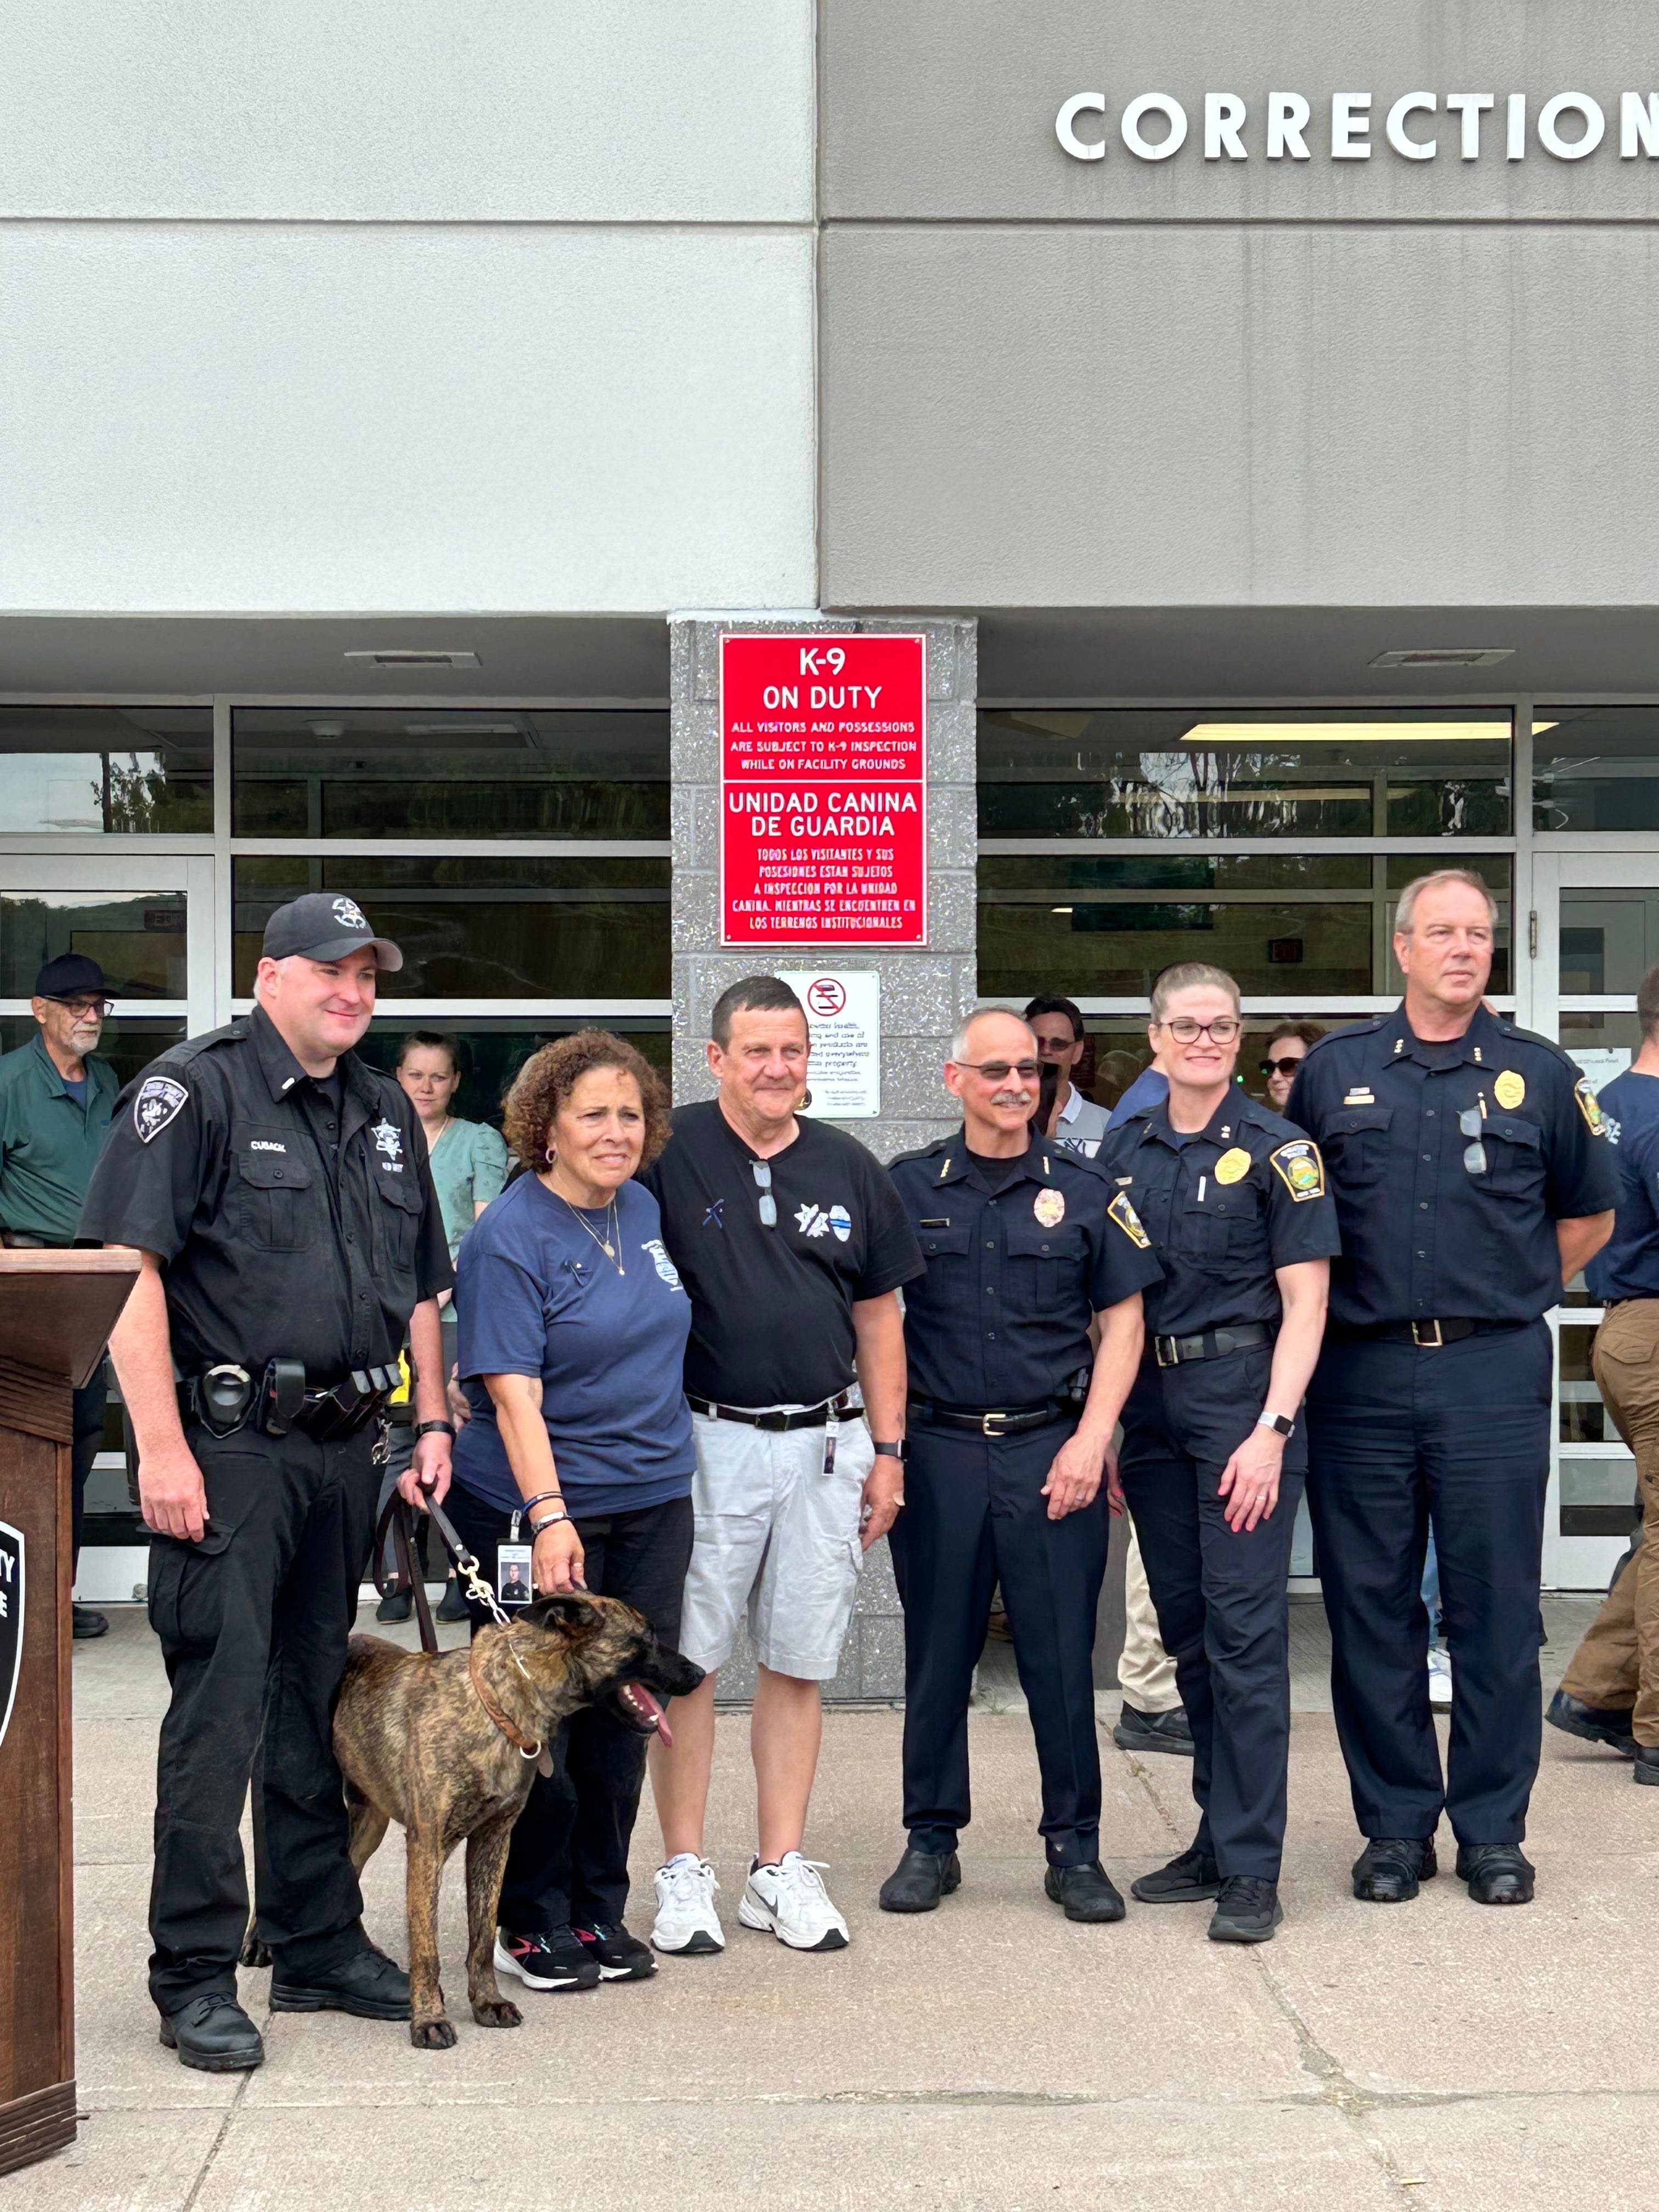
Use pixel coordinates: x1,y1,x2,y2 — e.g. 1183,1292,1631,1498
261,893,404,972
35,952,109,1001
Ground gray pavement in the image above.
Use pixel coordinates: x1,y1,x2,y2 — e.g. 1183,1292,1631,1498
11,1595,1655,2212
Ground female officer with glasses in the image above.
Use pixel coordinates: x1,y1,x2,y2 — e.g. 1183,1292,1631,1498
1104,963,1339,1944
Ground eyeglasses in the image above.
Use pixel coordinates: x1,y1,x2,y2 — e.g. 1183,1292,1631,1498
751,1159,777,1227
1260,1056,1304,1079
953,1059,1040,1084
1159,1017,1242,1045
49,996,114,1019
1459,1105,1487,1176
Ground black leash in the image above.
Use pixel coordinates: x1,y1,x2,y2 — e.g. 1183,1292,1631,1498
370,1479,511,1658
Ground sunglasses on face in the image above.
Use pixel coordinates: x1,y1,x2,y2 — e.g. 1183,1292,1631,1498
1160,1018,1242,1045
955,1059,1041,1084
1260,1056,1304,1078
751,1158,777,1227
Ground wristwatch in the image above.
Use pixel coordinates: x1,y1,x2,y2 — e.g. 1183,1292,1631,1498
414,1419,456,1440
1255,1412,1295,1440
872,1440,909,1463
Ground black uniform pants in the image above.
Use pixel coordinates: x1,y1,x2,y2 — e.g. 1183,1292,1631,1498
71,1369,109,1573
145,1423,381,2013
889,1417,1107,1866
1119,1348,1304,1882
442,1481,694,1932
1306,1324,1551,1847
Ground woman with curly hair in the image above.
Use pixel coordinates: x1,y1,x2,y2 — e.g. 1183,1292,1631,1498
444,1029,695,1994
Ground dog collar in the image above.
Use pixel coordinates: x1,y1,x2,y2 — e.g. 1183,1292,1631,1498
467,1640,543,1763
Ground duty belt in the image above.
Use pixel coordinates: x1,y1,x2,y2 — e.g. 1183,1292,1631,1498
1330,1318,1525,1350
686,1389,858,1432
179,1358,399,1441
1154,1322,1272,1369
908,1396,1079,1438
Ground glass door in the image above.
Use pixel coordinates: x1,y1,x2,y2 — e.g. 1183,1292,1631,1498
1532,851,1659,1587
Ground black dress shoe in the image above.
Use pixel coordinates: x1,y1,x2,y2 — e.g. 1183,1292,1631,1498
1635,1747,1659,1787
72,1604,109,1640
1208,1876,1284,1944
270,1943,411,2019
1546,1688,1638,1757
1044,1861,1126,1923
1130,1846,1222,1904
1455,1843,1534,1905
1111,1702,1195,1757
159,1991,265,2072
879,1847,962,1912
1352,1837,1438,1903
374,1585,414,1623
437,1575,471,1623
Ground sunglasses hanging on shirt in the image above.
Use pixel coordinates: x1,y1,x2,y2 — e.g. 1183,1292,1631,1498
752,1158,777,1227
1460,1102,1488,1176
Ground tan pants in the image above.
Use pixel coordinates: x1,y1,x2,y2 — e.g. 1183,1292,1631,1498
1560,1299,1659,1746
1118,1517,1181,1713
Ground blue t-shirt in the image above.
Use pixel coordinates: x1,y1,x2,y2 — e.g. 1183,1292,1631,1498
452,1174,696,1519
1586,1068,1659,1302
1105,1066,1169,1130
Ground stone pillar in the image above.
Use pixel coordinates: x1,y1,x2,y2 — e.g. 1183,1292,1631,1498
668,613,978,1700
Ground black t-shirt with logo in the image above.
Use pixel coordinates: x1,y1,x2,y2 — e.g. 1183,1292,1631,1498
639,1099,924,1407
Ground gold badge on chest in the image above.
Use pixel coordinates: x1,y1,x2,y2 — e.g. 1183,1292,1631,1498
1493,1070,1525,1110
1033,1187,1065,1227
1214,1147,1251,1185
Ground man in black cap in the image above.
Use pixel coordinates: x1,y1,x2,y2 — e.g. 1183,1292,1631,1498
78,894,456,2072
0,952,120,1635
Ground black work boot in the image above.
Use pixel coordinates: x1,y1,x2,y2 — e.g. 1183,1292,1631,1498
159,1991,265,2072
1546,1688,1638,1757
879,1847,962,1913
1634,1746,1659,1787
1043,1861,1126,1923
1111,1702,1195,1757
1131,1846,1222,1904
1351,1837,1438,1903
1455,1843,1534,1905
1208,1876,1284,1944
270,1943,411,2019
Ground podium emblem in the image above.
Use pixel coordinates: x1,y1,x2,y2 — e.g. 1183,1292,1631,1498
0,1520,21,1756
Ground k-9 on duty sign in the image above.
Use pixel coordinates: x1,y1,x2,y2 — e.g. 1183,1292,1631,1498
719,633,927,946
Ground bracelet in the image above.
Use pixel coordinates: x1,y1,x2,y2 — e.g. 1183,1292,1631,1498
413,1419,456,1440
522,1489,563,1514
529,1509,570,1537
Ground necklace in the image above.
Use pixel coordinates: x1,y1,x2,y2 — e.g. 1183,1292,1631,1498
554,1187,625,1273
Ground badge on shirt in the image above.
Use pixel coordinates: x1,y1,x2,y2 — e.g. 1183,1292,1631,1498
1576,1076,1607,1136
371,1119,404,1167
1269,1140,1327,1202
1214,1147,1252,1186
641,1237,683,1289
1033,1187,1065,1228
1108,1190,1151,1249
1494,1070,1526,1110
133,1075,188,1143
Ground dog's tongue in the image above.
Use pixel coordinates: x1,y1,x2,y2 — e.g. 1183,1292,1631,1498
628,1681,673,1748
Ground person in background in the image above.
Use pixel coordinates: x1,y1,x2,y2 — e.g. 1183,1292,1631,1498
444,1031,696,1993
1260,1023,1325,1115
375,1031,509,1626
0,953,119,1638
1026,995,1110,1157
1548,963,1659,1785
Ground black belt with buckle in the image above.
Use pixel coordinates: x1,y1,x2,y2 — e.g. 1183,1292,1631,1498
686,1389,859,1433
1333,1318,1523,1350
908,1397,1076,1438
1153,1322,1272,1369
179,1359,399,1440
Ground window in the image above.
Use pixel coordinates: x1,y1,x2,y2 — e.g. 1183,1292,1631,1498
1534,708,1659,833
0,707,212,835
1,889,189,1000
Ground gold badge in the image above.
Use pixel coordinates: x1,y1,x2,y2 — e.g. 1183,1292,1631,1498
1033,1187,1065,1228
1270,1141,1327,1202
1108,1190,1151,1249
1576,1076,1606,1136
1494,1070,1525,1110
1214,1147,1251,1185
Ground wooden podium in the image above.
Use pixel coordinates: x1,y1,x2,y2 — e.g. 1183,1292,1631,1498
0,1250,138,2177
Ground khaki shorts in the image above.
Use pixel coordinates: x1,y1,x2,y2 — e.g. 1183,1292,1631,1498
679,1409,874,1681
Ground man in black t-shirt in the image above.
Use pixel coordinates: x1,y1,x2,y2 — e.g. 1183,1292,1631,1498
639,977,922,1957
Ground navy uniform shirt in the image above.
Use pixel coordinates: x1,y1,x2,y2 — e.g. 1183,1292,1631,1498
1102,1092,1341,1340
78,1005,453,1378
1286,1002,1617,1330
889,1131,1164,1408
1584,1068,1659,1302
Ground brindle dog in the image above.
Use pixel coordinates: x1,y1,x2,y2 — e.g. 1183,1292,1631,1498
331,1592,702,2049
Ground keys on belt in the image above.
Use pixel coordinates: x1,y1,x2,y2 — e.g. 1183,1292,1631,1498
1153,1322,1272,1369
179,1359,399,1440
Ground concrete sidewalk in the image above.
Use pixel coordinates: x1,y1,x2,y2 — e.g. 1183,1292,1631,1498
10,1599,1655,2212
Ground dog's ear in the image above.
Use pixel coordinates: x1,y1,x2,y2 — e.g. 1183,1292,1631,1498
521,1593,594,1634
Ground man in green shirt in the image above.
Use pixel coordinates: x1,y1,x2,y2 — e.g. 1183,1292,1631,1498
0,953,120,1636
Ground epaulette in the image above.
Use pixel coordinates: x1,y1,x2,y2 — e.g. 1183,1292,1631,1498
1494,1018,1582,1068
887,1138,950,1172
1303,1015,1385,1059
153,1019,249,1069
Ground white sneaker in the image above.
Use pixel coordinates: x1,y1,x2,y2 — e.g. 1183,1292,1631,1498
1427,1647,1453,1709
651,1856,725,1956
738,1853,850,1952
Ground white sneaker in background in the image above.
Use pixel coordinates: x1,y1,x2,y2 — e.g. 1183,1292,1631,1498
651,1855,725,1956
1427,1646,1454,1709
738,1852,850,1951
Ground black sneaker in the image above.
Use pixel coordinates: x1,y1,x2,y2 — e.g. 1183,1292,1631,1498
493,1926,601,1991
72,1604,109,1640
375,1586,414,1624
574,1921,656,1981
1111,1702,1194,1757
437,1575,471,1623
1131,1846,1221,1904
1209,1876,1284,1944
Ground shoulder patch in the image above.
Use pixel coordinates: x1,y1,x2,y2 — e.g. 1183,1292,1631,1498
1575,1076,1607,1137
1108,1189,1152,1249
133,1075,189,1143
1269,1139,1326,1201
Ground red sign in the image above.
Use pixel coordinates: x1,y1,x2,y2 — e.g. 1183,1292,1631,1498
719,633,927,946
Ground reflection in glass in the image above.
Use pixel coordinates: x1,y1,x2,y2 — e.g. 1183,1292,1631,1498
351,1017,672,1136
1534,708,1659,832
979,710,1512,839
0,707,212,834
233,858,669,998
1,891,188,999
1557,888,1659,996
0,1014,187,1091
233,709,670,839
1558,1455,1640,1538
1558,1325,1608,1442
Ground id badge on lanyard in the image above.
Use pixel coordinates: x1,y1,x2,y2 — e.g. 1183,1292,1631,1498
824,1400,839,1478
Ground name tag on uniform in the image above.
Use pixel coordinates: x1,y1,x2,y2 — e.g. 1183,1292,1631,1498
1343,1088,1375,1105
